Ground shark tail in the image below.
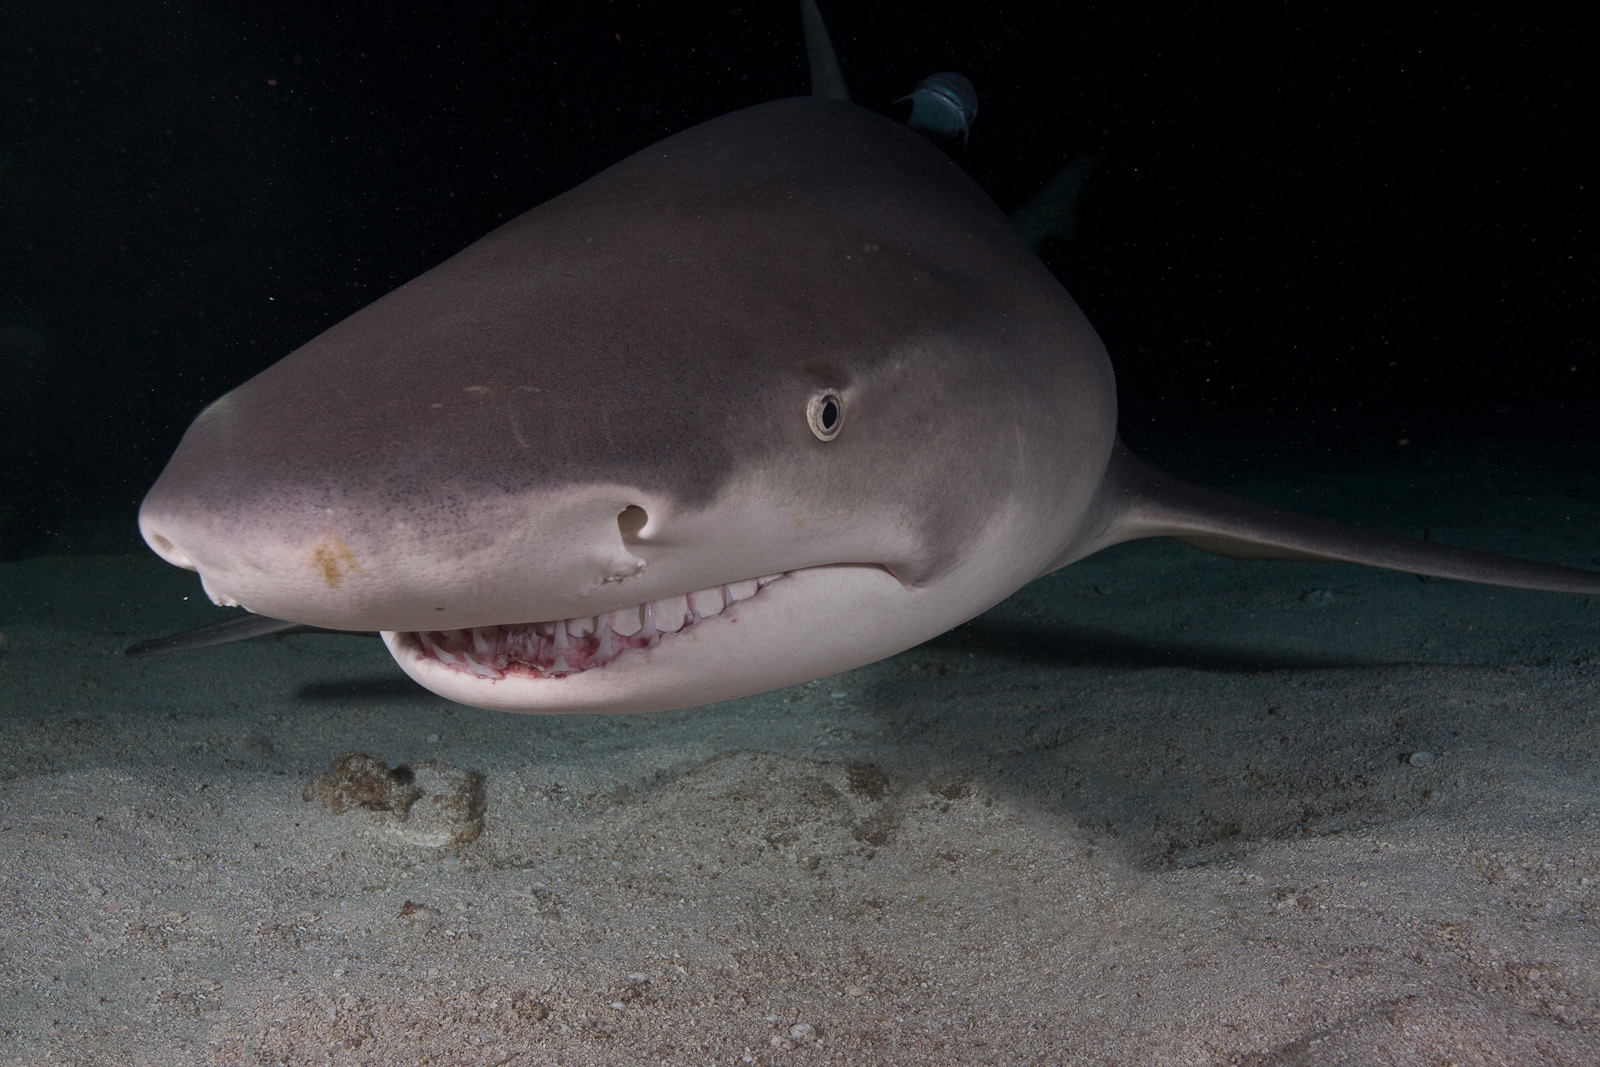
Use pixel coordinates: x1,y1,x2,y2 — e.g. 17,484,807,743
801,0,851,102
1065,441,1600,596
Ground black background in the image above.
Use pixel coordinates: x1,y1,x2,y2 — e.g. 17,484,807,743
1,1,1594,557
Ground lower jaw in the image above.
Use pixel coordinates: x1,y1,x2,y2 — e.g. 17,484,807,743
397,573,785,681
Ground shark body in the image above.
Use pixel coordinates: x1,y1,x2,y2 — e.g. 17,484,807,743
134,9,1600,714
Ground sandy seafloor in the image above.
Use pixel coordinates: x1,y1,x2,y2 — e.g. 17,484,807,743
2,456,1597,1066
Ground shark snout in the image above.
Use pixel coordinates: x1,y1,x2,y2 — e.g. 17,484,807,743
138,505,255,611
138,443,675,632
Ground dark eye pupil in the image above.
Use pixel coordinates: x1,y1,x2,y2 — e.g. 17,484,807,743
821,399,838,428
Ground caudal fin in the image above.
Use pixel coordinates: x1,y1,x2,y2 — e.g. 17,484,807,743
1074,442,1600,596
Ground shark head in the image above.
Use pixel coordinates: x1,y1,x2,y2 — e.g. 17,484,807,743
138,99,1119,713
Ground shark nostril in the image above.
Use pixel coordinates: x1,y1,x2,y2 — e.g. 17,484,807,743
140,525,197,569
617,505,648,543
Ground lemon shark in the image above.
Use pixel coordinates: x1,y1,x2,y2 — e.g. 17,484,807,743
133,4,1600,714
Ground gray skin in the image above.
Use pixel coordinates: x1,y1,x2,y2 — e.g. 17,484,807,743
139,98,1126,712
136,40,1600,714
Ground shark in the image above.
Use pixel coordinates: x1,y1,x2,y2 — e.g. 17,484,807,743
131,3,1600,714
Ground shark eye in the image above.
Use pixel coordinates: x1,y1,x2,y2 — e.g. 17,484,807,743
806,389,844,441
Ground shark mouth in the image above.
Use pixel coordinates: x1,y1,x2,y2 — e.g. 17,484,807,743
401,573,785,681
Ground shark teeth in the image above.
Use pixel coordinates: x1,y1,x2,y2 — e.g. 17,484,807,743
409,574,784,680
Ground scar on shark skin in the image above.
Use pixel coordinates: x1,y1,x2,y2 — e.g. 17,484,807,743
308,531,362,589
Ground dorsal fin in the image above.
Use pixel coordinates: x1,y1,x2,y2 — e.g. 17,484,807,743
800,0,850,102
1066,441,1600,596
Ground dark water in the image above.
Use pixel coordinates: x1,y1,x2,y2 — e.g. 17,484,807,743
1,0,1593,559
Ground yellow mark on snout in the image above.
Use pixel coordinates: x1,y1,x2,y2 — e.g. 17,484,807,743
308,531,363,589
